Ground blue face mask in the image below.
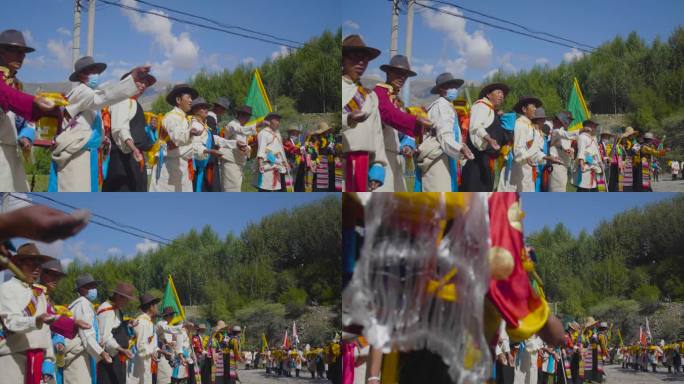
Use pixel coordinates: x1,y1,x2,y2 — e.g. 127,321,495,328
86,73,101,89
445,88,458,101
86,288,98,301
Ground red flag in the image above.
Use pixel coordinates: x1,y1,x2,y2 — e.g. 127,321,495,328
640,326,647,346
487,193,549,341
282,329,291,349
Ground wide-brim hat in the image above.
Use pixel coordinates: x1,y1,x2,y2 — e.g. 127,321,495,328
69,56,107,82
13,243,55,265
478,82,510,99
232,325,242,333
213,96,231,111
264,112,282,121
165,84,199,106
75,273,102,290
380,54,417,77
531,107,547,120
513,95,543,114
213,320,228,333
190,96,211,112
120,71,157,87
644,132,655,140
111,282,136,300
0,29,35,53
160,306,177,318
584,316,598,328
235,105,252,116
286,125,302,133
583,119,599,128
598,322,609,330
554,111,572,128
430,72,464,94
198,323,207,330
314,121,332,135
41,259,66,277
138,293,161,308
342,34,381,61
622,126,639,138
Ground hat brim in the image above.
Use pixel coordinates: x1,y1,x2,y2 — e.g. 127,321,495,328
513,97,543,114
236,109,252,116
342,46,381,61
69,62,107,82
13,254,55,265
0,43,35,53
265,113,282,120
213,102,230,110
379,64,417,77
139,297,161,308
430,78,465,94
42,266,67,277
112,289,136,300
166,86,199,106
479,83,510,99
190,102,211,112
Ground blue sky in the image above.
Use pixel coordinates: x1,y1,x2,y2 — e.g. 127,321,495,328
6,193,336,267
521,192,679,236
1,0,339,83
342,0,684,84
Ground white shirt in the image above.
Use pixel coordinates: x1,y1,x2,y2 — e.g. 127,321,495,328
96,300,123,356
426,96,463,160
469,98,496,151
0,278,53,356
68,295,104,358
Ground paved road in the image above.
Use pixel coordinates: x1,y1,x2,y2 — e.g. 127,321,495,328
604,364,684,383
652,176,684,192
236,368,331,384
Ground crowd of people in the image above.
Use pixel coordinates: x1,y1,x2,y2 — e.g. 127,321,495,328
0,29,341,192
341,34,673,192
618,341,683,375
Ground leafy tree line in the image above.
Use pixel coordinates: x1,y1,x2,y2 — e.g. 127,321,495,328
527,194,684,343
152,28,341,116
473,27,684,158
49,196,341,347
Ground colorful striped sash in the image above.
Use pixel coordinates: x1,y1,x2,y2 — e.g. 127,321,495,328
343,85,368,114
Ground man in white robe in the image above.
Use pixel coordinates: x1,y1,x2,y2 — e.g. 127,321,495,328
130,293,160,384
220,105,256,192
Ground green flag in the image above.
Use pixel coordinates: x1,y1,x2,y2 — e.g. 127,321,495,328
161,274,185,325
244,69,272,126
567,77,590,132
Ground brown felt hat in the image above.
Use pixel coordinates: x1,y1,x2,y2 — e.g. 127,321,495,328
165,84,199,106
342,34,381,61
13,243,55,265
513,95,543,114
380,55,417,77
479,82,510,99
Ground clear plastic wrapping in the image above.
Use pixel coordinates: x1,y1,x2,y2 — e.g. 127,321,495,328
342,193,492,384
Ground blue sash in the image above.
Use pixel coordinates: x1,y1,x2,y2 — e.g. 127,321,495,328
448,117,461,192
193,131,213,191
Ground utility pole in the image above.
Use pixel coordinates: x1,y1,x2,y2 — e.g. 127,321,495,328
390,0,400,58
402,0,415,105
86,0,96,57
72,0,82,68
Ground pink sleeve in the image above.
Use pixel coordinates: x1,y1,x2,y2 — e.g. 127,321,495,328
0,77,37,121
374,86,417,137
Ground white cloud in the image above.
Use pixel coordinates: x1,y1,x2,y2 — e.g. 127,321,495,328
344,20,360,30
57,27,71,37
47,38,72,69
484,68,499,79
66,241,90,264
22,30,36,47
415,63,434,76
242,57,256,65
536,57,550,65
271,46,290,60
421,6,493,70
563,48,585,63
204,53,222,72
35,240,64,259
135,239,160,254
107,247,124,257
148,60,174,82
24,55,47,69
61,258,73,269
120,0,199,77
497,52,516,73
437,58,467,79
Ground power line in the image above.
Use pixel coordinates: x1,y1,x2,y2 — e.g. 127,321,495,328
14,193,173,246
98,0,302,49
427,0,596,50
415,1,594,53
131,0,304,47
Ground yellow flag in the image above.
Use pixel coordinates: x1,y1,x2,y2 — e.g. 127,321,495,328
261,333,269,353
